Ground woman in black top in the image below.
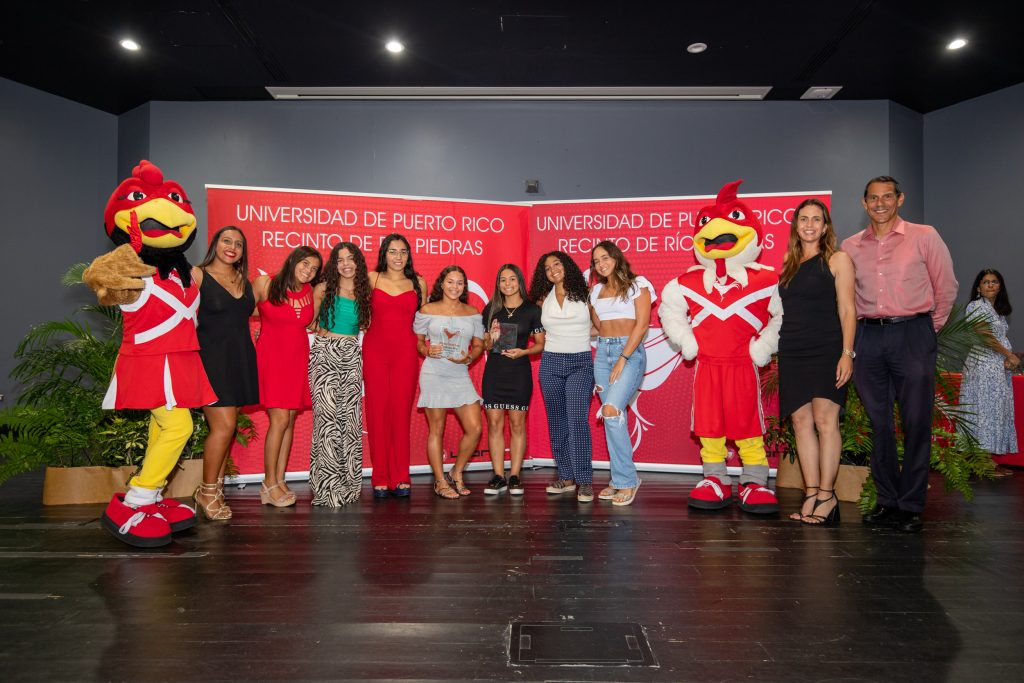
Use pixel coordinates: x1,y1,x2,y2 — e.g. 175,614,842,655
777,200,856,526
481,264,545,495
191,226,258,520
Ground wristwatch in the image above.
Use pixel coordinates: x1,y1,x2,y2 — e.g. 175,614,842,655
842,348,856,359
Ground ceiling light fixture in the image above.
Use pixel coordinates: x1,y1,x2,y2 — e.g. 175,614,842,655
385,39,404,54
947,37,967,50
267,86,773,101
800,85,843,100
120,38,140,51
686,42,708,54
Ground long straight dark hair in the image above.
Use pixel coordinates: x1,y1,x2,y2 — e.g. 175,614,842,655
268,246,321,305
487,263,529,323
375,233,422,304
198,225,249,281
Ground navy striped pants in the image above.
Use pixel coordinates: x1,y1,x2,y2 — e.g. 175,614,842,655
539,351,594,484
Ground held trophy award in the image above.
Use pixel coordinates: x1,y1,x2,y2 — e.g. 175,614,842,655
493,322,518,354
434,322,465,359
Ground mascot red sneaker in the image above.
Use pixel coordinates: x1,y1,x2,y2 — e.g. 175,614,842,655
660,180,782,514
84,160,217,547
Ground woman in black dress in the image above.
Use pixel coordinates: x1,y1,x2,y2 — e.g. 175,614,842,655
481,264,544,495
191,226,259,520
777,200,856,526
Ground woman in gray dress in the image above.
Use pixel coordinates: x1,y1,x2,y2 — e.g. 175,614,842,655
414,265,485,499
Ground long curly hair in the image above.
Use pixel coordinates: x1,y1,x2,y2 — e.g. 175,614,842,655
198,225,249,281
970,269,1013,316
318,242,371,330
529,251,589,303
268,245,321,305
428,265,470,304
780,198,836,287
487,263,529,323
375,233,422,304
589,240,638,301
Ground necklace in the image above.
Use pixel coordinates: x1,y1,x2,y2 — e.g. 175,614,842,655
503,303,520,318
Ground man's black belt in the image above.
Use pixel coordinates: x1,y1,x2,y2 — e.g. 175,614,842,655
859,313,930,325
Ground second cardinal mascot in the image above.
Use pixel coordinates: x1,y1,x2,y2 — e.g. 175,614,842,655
83,160,217,547
660,180,783,513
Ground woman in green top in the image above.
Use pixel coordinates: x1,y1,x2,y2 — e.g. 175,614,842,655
309,242,372,506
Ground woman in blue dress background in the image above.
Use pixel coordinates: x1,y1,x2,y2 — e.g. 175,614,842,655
961,269,1020,476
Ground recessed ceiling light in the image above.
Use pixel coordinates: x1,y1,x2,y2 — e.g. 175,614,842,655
947,37,968,50
800,85,843,100
686,42,708,54
385,39,404,54
120,38,140,51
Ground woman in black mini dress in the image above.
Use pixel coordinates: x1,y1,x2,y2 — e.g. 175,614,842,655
778,200,856,526
481,264,545,496
191,226,259,520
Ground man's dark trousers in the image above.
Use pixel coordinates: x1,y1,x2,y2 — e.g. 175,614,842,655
853,315,936,514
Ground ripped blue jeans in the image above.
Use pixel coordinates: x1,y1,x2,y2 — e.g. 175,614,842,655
593,336,646,488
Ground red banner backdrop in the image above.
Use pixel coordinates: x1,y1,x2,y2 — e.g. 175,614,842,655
206,185,529,477
206,185,828,478
526,192,831,470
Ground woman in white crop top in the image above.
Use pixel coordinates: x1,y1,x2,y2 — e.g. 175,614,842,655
529,251,596,502
588,240,655,506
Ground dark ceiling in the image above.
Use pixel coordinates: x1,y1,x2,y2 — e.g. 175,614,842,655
3,0,1023,115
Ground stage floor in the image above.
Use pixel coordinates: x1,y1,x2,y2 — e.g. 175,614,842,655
2,468,1023,681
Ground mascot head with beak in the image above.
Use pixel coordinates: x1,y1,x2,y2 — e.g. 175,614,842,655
103,160,197,285
693,179,764,282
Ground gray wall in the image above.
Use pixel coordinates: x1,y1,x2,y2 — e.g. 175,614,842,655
925,82,1024,348
139,98,904,267
11,75,1014,401
0,78,116,403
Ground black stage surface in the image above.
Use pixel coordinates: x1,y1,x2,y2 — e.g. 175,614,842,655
2,468,1023,681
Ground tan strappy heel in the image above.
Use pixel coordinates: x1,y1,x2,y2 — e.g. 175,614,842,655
194,481,232,520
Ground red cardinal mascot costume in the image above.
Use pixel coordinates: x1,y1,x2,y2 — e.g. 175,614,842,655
83,160,217,547
659,180,783,513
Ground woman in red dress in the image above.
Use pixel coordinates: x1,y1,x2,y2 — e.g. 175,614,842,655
253,246,322,506
362,234,427,497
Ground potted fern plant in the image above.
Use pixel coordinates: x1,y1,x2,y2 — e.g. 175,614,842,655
0,264,255,504
765,303,995,512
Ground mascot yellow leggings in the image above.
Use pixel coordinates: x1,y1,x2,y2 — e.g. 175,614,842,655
128,408,193,492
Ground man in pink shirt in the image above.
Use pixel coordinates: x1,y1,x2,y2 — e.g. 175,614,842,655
841,176,957,533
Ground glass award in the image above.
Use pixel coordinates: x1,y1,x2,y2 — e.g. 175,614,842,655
435,325,464,359
494,322,518,353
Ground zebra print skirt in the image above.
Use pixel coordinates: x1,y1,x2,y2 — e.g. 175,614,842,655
308,335,363,507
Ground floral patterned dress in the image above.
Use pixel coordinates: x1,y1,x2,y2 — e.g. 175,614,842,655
960,298,1018,454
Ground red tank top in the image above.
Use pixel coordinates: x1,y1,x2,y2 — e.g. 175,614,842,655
363,289,418,349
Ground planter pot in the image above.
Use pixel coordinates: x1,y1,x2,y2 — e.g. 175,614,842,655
774,455,869,503
42,459,203,505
